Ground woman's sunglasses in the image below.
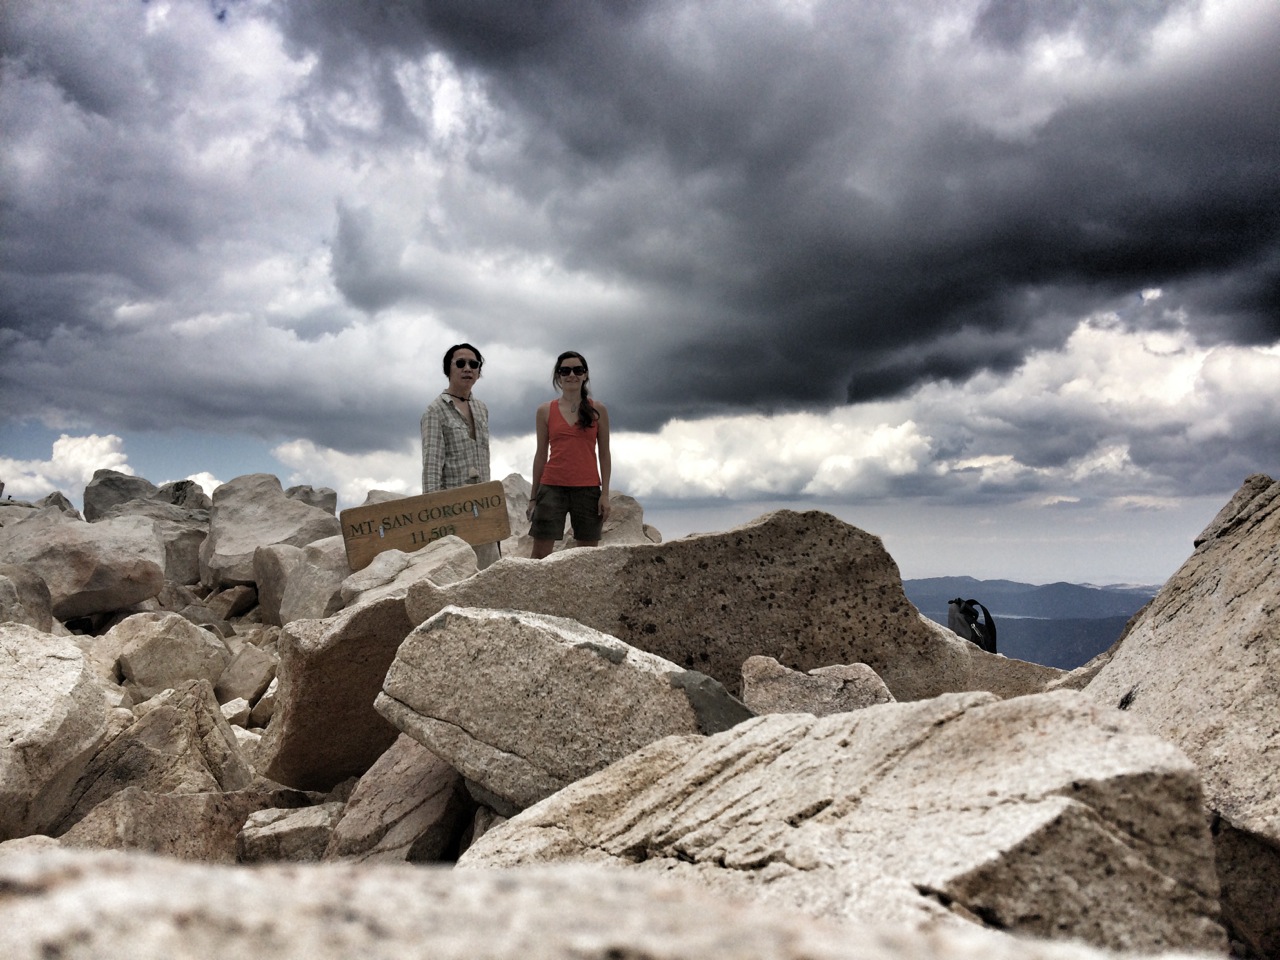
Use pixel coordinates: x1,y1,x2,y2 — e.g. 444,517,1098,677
557,365,587,376
453,359,481,369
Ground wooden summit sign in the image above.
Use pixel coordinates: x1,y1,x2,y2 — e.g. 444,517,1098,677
339,480,510,572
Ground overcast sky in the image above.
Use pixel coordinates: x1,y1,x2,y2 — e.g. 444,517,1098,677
2,0,1278,585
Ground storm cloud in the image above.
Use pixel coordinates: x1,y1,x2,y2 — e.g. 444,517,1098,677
2,0,1278,581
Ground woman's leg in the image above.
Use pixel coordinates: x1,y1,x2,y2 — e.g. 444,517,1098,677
566,486,604,549
529,485,566,559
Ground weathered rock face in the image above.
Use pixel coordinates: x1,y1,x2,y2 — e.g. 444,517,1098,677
0,511,165,619
214,643,277,706
0,625,110,841
0,563,54,632
199,473,341,590
111,612,232,704
1084,473,1280,958
324,734,473,863
285,484,338,514
59,785,314,862
741,655,895,715
156,479,213,510
238,802,345,863
249,676,278,727
258,596,413,791
1,850,1197,960
376,607,752,813
82,469,159,521
253,542,305,626
406,510,1059,702
0,498,36,526
339,537,478,609
98,495,211,585
460,690,1227,955
277,536,349,624
205,584,257,621
141,517,207,585
54,679,254,835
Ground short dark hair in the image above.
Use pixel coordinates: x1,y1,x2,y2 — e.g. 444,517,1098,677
442,343,484,377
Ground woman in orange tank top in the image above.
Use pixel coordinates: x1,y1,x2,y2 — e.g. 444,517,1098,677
526,351,611,559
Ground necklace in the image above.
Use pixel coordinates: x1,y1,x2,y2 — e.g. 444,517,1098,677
445,392,471,402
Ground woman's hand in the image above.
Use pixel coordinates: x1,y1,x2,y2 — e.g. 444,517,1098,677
598,493,611,521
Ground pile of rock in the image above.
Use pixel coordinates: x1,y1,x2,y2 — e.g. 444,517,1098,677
1,467,1276,960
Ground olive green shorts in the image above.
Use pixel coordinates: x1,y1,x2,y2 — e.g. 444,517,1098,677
530,484,603,541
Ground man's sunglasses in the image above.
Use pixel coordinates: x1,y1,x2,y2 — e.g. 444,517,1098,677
557,365,586,376
453,359,481,369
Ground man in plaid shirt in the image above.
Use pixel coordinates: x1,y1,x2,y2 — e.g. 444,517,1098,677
421,342,499,567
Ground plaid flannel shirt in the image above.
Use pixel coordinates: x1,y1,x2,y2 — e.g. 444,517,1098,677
420,393,491,493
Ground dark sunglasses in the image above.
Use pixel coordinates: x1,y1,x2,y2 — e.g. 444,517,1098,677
557,365,586,376
453,358,481,369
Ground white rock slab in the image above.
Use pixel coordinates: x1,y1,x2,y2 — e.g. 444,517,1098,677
460,690,1226,955
376,606,752,812
0,624,110,840
0,849,1212,960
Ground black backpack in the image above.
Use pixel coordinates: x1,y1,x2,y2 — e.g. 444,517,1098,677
948,597,998,655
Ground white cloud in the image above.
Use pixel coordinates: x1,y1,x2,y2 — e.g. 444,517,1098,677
271,430,536,511
184,471,223,496
256,314,1278,514
608,408,969,500
8,313,1274,521
272,438,420,508
0,434,132,501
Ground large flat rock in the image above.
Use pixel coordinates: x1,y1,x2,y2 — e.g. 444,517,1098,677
376,606,751,812
406,510,1062,701
460,690,1226,955
0,849,1220,960
199,473,341,590
0,511,165,619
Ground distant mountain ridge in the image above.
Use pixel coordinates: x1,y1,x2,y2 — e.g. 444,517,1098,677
903,576,1158,620
902,577,1160,671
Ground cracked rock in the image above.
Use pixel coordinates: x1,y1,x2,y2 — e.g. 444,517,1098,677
459,690,1227,955
257,596,413,791
1085,472,1280,957
0,849,1196,960
742,655,895,714
375,605,752,813
404,510,1063,702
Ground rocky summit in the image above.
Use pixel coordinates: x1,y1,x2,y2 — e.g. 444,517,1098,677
0,466,1276,959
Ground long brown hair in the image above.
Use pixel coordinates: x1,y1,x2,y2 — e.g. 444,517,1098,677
552,351,599,429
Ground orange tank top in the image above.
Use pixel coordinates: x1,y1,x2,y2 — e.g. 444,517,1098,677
541,400,600,486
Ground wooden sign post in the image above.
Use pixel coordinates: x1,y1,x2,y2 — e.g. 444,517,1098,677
339,480,511,572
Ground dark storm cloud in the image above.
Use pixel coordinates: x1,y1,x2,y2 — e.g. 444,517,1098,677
271,0,1280,427
972,0,1186,57
1,0,1277,511
0,4,247,340
330,202,421,313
